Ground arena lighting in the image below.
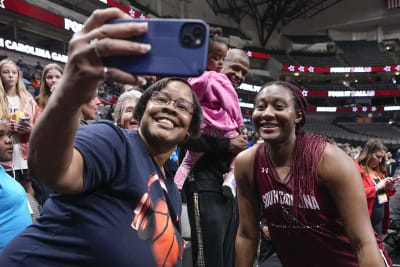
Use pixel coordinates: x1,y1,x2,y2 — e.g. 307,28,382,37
327,90,375,97
307,106,389,112
396,72,400,76
331,67,372,73
294,72,300,76
0,37,67,63
283,65,400,73
239,103,399,112
299,90,400,97
316,107,337,112
384,106,400,111
238,83,261,92
239,102,254,108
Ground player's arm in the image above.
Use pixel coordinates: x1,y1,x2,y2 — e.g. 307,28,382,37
235,145,260,267
318,143,386,267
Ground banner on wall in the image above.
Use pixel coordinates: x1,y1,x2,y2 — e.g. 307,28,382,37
238,102,400,112
1,0,271,60
238,83,400,97
0,37,67,63
283,64,400,73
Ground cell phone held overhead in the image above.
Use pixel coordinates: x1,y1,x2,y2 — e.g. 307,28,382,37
103,18,209,77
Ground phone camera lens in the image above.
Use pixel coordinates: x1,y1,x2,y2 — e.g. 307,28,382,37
193,27,203,37
182,35,192,46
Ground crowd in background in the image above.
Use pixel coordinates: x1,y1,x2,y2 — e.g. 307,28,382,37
0,9,400,267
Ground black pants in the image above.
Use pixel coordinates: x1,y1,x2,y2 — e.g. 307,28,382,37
185,189,238,267
258,238,275,266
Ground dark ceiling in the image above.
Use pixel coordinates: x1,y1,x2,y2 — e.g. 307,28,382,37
205,0,342,47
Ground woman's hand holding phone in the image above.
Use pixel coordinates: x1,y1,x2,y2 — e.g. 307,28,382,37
386,177,399,191
57,8,150,108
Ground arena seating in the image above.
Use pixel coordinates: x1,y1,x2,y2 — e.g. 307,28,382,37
303,116,369,142
291,53,345,67
269,39,398,67
336,41,395,66
271,54,298,65
304,116,400,148
339,122,400,143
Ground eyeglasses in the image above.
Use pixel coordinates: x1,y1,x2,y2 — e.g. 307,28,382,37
151,91,195,115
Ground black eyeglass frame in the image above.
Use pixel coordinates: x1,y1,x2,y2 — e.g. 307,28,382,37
150,91,196,115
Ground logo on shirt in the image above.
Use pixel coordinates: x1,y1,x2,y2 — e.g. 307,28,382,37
261,167,269,174
131,173,182,267
0,0,5,9
261,190,320,211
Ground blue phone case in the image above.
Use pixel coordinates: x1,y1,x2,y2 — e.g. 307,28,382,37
103,18,209,77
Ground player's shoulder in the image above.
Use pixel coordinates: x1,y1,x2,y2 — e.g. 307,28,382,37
236,144,261,172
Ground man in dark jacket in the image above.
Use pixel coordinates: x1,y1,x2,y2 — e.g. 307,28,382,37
182,49,249,267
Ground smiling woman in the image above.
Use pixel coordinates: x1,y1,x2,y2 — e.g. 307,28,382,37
0,8,202,267
114,89,142,130
134,77,202,143
235,81,392,267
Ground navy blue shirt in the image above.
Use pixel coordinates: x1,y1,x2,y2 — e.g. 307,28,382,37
0,121,183,267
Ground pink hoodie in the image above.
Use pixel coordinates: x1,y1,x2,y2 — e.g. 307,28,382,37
188,71,243,132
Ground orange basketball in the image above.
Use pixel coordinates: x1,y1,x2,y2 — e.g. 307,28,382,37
151,200,182,267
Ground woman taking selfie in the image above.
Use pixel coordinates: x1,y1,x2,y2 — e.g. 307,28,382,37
0,8,202,267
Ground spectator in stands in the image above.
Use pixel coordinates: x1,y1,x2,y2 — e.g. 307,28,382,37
181,48,249,267
34,61,43,72
0,59,40,193
0,119,31,251
37,63,63,110
246,131,254,148
15,57,24,69
234,81,391,267
0,8,202,267
385,151,396,177
30,73,40,89
394,148,400,177
123,83,142,93
355,139,397,236
113,89,142,130
79,89,101,125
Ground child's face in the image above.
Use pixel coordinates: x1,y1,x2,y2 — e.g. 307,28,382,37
207,42,228,72
0,122,13,161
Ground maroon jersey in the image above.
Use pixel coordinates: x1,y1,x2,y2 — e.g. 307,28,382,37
254,141,391,267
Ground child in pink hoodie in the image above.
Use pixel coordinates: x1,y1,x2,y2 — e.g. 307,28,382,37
174,29,243,198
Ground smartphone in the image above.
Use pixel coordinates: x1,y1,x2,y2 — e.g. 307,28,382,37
103,18,209,77
19,117,30,123
387,177,400,184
